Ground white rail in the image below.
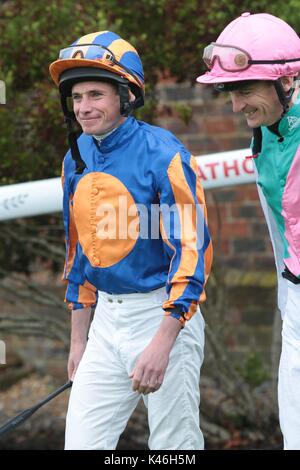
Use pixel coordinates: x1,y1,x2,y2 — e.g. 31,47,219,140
0,148,254,221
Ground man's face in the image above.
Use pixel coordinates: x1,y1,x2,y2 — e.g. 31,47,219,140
72,81,124,135
229,81,283,128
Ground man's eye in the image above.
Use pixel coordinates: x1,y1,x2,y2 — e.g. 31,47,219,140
72,95,81,101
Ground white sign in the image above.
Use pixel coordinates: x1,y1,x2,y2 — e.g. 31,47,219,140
0,148,255,221
197,148,254,189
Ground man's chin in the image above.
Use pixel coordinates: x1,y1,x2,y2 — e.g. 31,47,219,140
245,120,259,129
81,125,103,135
82,129,96,135
245,115,262,128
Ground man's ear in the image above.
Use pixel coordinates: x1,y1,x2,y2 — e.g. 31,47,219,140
128,89,136,103
281,76,295,92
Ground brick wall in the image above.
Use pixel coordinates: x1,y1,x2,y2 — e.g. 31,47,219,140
154,81,278,363
154,81,274,271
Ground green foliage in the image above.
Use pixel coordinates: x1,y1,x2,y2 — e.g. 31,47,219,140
239,352,270,388
0,0,299,184
174,103,193,125
0,215,64,277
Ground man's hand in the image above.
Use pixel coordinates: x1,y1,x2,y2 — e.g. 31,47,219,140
129,315,182,395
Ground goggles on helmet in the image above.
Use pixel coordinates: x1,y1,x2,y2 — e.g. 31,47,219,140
59,43,143,88
203,42,300,72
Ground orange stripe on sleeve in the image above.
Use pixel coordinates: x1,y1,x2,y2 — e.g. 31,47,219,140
165,152,199,304
190,155,213,288
63,194,78,279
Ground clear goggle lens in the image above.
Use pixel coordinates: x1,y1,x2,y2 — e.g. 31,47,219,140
203,43,251,72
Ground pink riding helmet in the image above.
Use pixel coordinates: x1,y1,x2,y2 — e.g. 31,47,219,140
197,12,300,84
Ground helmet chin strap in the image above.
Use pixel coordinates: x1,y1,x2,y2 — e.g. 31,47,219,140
118,82,139,116
274,78,295,116
65,117,86,175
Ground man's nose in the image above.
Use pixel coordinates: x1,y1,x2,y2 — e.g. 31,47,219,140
78,96,93,113
230,93,245,113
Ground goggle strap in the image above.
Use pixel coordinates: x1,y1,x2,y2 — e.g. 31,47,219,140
249,57,300,65
118,82,132,117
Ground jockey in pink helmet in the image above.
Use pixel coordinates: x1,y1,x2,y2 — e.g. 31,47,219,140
198,12,300,450
197,12,300,115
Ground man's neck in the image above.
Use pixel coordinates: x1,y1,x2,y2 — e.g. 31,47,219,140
93,116,127,142
93,127,117,143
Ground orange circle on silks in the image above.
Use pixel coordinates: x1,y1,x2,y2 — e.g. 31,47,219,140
73,172,139,268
